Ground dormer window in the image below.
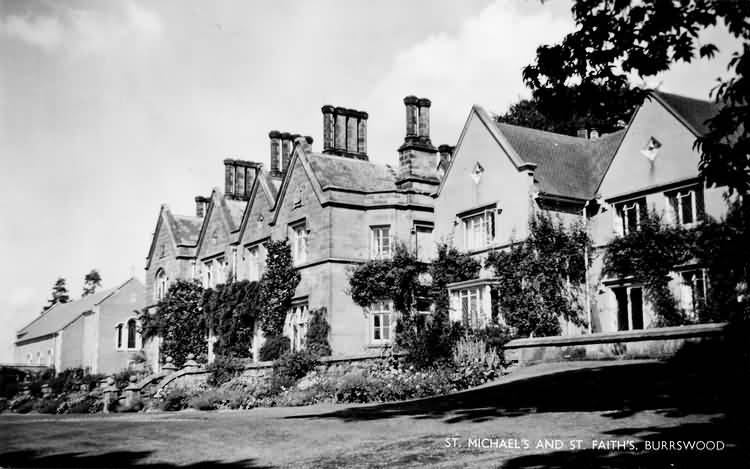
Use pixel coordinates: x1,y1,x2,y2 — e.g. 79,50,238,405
641,136,662,161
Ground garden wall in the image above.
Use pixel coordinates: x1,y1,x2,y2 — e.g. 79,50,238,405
503,322,727,365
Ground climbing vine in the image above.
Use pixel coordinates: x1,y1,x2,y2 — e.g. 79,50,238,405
486,213,591,337
202,280,261,358
258,239,301,336
139,280,207,366
305,306,332,356
605,201,750,325
348,243,481,367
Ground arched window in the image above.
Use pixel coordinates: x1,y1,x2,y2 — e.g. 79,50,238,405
155,269,167,301
127,318,137,349
26,353,32,364
47,349,53,366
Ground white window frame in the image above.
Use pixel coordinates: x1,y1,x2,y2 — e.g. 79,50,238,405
616,198,646,236
680,269,708,320
462,209,495,251
457,288,482,328
370,225,392,260
117,318,141,351
288,303,309,352
667,187,699,227
247,245,260,282
370,300,395,344
291,222,308,266
155,269,167,301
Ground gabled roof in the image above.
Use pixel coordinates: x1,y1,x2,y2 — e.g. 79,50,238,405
652,91,721,136
495,122,625,199
195,188,248,257
169,214,202,246
308,153,398,192
222,198,246,233
145,206,202,269
16,278,142,343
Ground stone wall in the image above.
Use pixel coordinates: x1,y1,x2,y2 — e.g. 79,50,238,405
503,322,727,365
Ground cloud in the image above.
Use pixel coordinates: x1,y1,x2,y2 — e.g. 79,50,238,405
0,13,63,51
364,0,574,162
0,1,162,57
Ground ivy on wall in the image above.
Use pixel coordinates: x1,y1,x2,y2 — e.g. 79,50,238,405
348,243,482,367
486,213,591,337
258,239,301,336
605,201,750,325
139,280,207,366
305,306,332,357
202,280,261,358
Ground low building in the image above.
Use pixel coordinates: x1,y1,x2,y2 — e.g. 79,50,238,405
14,277,145,374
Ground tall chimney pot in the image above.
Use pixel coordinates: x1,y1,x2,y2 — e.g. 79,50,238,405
417,98,431,140
321,105,335,152
404,96,419,138
269,130,282,176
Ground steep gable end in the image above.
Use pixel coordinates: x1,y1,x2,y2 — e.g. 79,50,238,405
598,93,706,199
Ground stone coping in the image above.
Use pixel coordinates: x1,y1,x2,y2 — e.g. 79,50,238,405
243,350,403,370
503,322,727,349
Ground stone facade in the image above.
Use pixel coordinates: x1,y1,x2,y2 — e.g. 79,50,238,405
144,90,733,363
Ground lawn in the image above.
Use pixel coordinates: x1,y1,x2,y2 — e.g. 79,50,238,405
1,360,746,468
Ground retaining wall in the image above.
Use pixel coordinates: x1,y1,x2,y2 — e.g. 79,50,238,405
503,322,727,365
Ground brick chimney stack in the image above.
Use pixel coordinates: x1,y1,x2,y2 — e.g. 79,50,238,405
321,106,368,160
397,95,439,192
194,195,210,218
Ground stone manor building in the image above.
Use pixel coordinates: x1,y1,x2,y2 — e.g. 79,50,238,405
145,90,731,363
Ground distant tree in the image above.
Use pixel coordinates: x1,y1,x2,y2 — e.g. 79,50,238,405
43,278,70,313
497,83,637,136
523,0,750,194
82,269,102,297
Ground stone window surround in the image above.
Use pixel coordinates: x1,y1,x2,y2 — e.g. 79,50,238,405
115,317,141,351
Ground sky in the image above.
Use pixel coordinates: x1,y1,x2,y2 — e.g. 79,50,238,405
0,0,741,362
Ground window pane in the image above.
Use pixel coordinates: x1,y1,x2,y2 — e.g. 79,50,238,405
680,192,694,224
127,320,136,349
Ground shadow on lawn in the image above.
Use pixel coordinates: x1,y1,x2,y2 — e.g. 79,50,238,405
0,449,273,469
288,360,734,425
501,417,749,469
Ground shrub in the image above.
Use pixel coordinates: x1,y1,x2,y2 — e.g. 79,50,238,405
305,307,332,356
0,397,8,413
33,397,62,414
271,351,319,392
259,335,290,361
117,397,144,413
207,356,247,387
62,394,104,414
158,387,190,411
188,388,244,411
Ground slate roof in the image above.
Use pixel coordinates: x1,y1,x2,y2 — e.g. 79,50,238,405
308,153,398,193
222,198,246,232
654,91,721,135
495,122,625,199
16,279,138,342
169,214,202,246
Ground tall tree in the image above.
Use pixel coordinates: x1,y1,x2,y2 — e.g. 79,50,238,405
523,0,750,194
82,269,102,297
497,84,637,136
43,277,70,313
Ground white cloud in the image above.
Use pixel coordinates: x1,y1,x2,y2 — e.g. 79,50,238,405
0,1,162,57
0,13,63,51
364,0,574,162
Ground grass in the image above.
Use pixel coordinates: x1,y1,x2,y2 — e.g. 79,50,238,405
0,360,746,468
